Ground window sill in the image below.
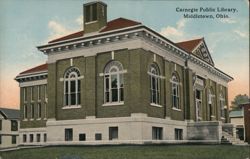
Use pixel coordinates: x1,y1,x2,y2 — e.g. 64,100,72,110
102,102,124,106
150,103,162,107
37,118,41,120
221,117,225,120
62,105,82,109
85,20,98,25
23,119,28,121
30,119,34,121
172,107,181,111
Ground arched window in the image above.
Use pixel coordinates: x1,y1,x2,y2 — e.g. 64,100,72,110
171,73,180,109
149,63,160,105
64,67,81,106
104,61,124,104
219,93,225,118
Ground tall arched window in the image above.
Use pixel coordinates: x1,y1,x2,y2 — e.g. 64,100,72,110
64,67,81,106
104,61,124,104
219,93,225,118
149,63,160,105
171,73,180,109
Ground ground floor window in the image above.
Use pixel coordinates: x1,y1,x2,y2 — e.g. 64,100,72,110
152,127,163,140
175,128,183,140
109,127,118,140
44,133,47,142
95,133,102,140
65,129,73,141
37,134,41,142
30,134,34,142
0,135,1,144
79,134,86,141
12,136,17,144
23,134,27,143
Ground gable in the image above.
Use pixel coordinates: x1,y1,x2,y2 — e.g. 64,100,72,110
192,40,214,66
176,38,214,66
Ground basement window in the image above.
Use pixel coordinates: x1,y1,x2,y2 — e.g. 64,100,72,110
152,127,163,140
175,128,183,140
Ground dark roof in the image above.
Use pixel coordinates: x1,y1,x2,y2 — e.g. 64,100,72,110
48,18,141,43
0,108,20,119
229,110,243,118
175,38,203,53
19,63,48,75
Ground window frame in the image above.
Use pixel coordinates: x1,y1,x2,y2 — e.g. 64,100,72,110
37,103,42,119
24,104,28,119
149,64,161,106
109,127,118,140
12,135,17,144
174,128,183,140
152,126,163,140
65,128,73,141
11,120,18,131
30,104,35,119
220,93,225,119
171,74,180,110
23,134,27,143
103,61,125,106
63,67,82,108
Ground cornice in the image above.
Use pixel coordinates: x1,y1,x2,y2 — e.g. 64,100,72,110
36,25,233,83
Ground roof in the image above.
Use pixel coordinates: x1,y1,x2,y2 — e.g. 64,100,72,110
48,17,141,43
229,110,243,118
0,108,20,119
19,63,48,75
175,38,203,53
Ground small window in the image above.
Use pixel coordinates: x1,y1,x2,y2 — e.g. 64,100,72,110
152,127,163,140
23,134,27,143
95,133,102,140
30,134,34,142
12,136,17,144
44,133,47,142
65,128,73,141
175,128,183,140
109,127,118,140
11,120,18,131
37,134,41,142
0,120,2,130
79,134,86,141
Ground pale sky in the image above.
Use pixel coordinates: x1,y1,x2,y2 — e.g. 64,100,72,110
0,0,249,109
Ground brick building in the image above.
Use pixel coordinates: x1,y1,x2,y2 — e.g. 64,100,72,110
15,1,233,145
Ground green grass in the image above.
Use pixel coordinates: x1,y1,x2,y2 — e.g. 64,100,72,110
0,145,249,159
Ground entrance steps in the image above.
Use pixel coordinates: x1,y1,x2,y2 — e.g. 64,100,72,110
221,131,248,145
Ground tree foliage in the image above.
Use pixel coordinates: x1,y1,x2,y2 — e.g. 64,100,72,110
231,94,249,110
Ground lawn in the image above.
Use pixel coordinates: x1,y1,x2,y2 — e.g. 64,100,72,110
0,145,249,159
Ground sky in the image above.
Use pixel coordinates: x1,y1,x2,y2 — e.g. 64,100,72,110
0,0,249,109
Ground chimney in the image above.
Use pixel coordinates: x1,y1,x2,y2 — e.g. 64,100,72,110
83,1,107,34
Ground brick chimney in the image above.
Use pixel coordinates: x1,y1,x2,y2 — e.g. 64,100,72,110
83,1,107,34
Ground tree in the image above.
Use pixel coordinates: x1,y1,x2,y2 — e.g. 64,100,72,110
231,94,249,110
